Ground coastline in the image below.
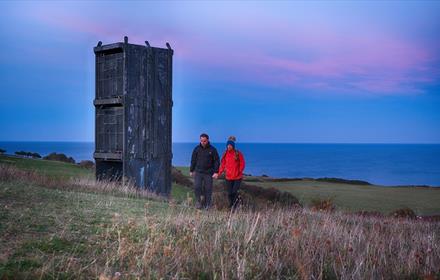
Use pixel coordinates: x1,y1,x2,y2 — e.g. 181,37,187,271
1,141,440,187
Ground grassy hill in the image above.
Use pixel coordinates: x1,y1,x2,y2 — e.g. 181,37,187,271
0,154,194,203
0,154,92,178
1,155,439,279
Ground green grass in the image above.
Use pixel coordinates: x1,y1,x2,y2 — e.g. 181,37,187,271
248,179,440,215
0,180,177,278
0,154,91,178
171,182,193,202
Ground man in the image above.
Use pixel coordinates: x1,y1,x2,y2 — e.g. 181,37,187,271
190,133,220,209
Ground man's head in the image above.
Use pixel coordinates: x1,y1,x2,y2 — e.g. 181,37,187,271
200,133,209,147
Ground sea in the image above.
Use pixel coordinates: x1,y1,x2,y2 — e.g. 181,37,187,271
1,141,439,187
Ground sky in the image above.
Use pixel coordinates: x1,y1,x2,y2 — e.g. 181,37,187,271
0,1,439,143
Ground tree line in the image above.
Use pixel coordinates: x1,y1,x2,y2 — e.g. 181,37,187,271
14,151,42,158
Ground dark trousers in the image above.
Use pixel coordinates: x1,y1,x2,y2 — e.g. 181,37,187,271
226,179,242,209
194,172,213,208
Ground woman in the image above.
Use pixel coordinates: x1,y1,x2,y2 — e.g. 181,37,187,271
216,136,245,210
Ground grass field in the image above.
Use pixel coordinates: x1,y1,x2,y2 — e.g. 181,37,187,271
247,179,440,216
1,155,440,278
0,154,92,178
175,163,440,216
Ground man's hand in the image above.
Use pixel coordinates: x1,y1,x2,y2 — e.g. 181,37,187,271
190,172,194,177
212,173,219,179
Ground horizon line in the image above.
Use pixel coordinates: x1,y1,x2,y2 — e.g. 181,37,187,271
1,140,440,145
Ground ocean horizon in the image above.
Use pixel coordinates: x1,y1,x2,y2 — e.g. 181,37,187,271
1,141,439,187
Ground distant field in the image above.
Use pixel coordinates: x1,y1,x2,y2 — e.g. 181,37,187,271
0,154,91,178
248,179,440,215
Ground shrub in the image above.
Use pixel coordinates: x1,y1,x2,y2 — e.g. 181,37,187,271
79,160,95,169
14,151,42,158
310,197,335,212
390,207,417,219
43,152,75,164
31,152,41,159
171,167,193,187
218,182,301,209
315,177,371,185
15,151,26,157
0,148,6,154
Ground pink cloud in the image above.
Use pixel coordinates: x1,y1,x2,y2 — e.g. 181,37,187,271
26,4,439,97
182,30,437,95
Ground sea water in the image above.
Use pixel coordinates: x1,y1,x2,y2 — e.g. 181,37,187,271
1,141,439,186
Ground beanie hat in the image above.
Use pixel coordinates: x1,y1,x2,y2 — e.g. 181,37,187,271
226,140,235,149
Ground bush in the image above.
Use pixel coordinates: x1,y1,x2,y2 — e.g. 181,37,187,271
310,197,335,212
16,151,30,157
237,182,301,208
31,152,41,159
0,148,6,154
315,177,371,185
79,160,95,169
171,167,193,187
14,151,41,158
390,207,417,219
43,152,75,164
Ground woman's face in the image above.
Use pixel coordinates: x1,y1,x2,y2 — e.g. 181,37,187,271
227,144,234,151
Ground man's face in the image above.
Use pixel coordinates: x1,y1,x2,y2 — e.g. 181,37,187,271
200,137,209,147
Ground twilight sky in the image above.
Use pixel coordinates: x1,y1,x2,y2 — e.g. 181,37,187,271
0,1,439,143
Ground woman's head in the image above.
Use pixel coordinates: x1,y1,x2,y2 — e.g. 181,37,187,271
226,140,235,151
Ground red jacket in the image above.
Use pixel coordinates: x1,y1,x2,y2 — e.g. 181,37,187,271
218,149,245,180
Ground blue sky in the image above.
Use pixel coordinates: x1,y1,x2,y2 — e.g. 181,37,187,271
0,1,439,143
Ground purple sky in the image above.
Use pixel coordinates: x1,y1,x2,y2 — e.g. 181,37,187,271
0,1,439,143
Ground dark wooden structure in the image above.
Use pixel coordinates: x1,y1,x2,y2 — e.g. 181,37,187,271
93,37,173,196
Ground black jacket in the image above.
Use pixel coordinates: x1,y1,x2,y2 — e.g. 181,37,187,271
190,143,220,175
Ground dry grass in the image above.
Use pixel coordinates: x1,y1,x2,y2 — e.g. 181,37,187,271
95,207,440,279
0,164,165,202
1,163,440,279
